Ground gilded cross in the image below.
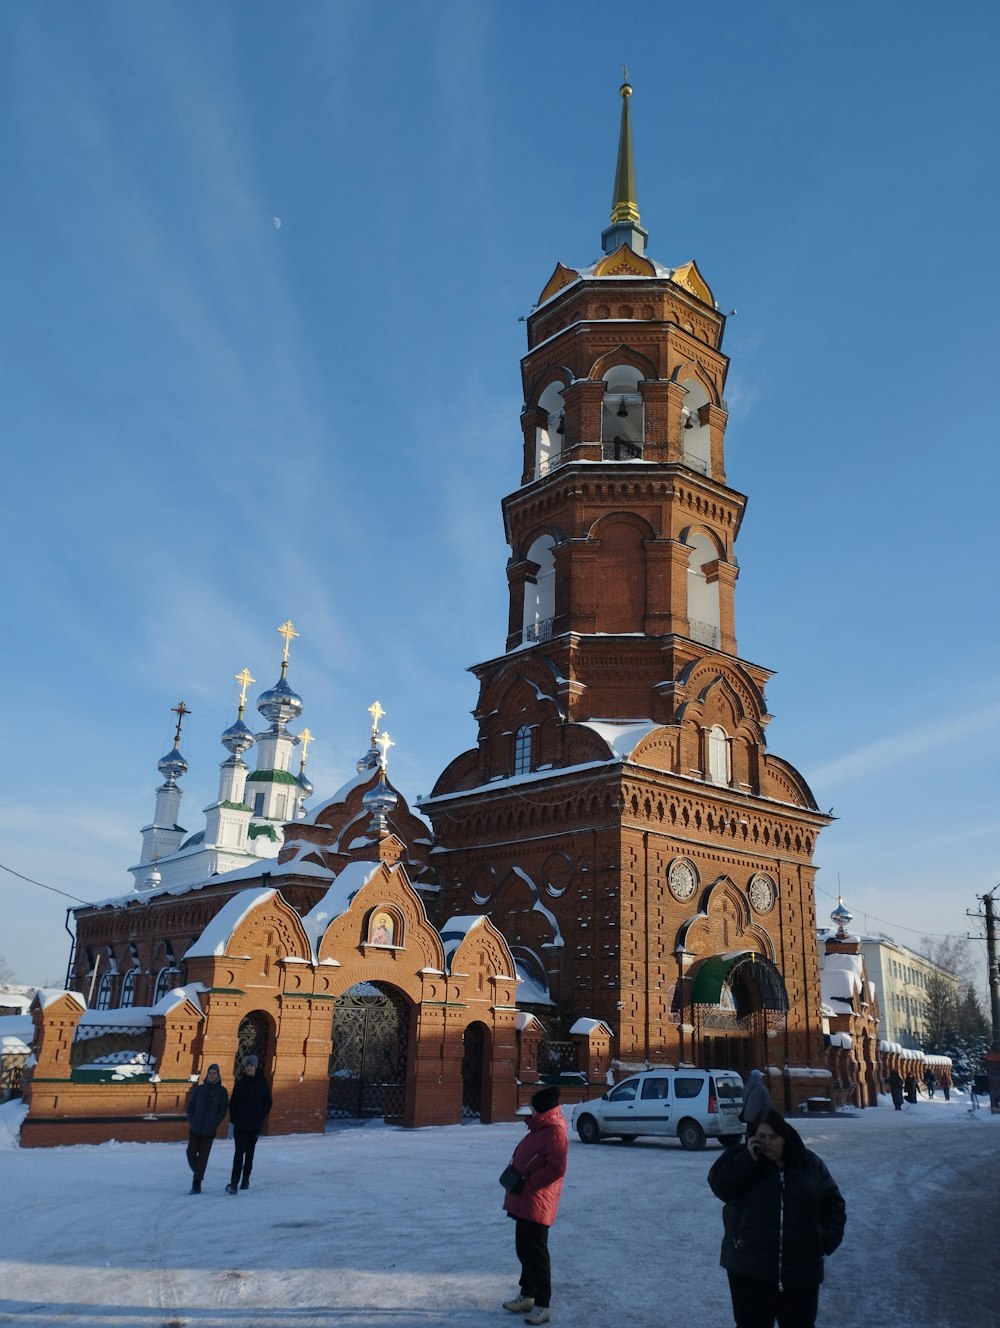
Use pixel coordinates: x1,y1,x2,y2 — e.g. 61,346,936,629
277,619,299,663
171,700,191,746
299,727,314,767
234,667,255,715
378,730,395,769
368,700,385,744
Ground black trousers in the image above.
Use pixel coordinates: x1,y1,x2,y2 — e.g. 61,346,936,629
727,1272,820,1328
186,1132,215,1182
231,1129,260,1185
514,1218,551,1308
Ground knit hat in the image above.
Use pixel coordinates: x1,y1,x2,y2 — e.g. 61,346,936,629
244,1055,258,1069
531,1085,561,1115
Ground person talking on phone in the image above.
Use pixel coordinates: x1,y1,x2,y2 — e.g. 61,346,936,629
707,1108,846,1328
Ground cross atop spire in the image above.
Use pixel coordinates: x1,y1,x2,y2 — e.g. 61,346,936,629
277,619,299,670
378,729,395,770
368,700,386,745
602,73,648,257
299,726,314,769
234,667,255,718
171,700,191,747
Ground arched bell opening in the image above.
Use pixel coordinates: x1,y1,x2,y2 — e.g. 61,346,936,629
688,952,788,1078
461,1021,491,1120
328,981,412,1122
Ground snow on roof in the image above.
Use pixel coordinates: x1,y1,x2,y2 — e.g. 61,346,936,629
300,862,383,948
568,1017,611,1036
184,888,277,959
511,867,563,949
0,1014,34,1055
78,1007,153,1029
307,768,375,818
828,1031,853,1049
820,951,864,1005
577,719,660,759
514,963,552,1006
32,988,85,1011
515,1010,543,1031
420,759,614,805
439,914,488,967
151,984,206,1017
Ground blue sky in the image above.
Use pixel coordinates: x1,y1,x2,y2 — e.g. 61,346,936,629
2,2,999,987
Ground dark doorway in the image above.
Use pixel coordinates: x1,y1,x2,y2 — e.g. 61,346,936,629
235,1011,270,1080
328,982,409,1121
462,1023,486,1118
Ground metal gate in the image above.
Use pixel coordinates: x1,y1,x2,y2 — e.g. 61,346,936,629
328,982,409,1120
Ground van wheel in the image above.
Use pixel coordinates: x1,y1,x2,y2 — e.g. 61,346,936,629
576,1114,601,1144
718,1134,741,1147
678,1119,706,1151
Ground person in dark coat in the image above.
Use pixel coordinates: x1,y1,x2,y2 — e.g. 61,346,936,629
708,1108,846,1328
923,1068,936,1098
226,1054,272,1193
887,1069,904,1111
186,1063,229,1194
740,1069,772,1138
904,1073,918,1104
501,1085,568,1326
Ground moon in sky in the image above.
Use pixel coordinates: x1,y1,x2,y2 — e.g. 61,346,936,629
272,217,282,230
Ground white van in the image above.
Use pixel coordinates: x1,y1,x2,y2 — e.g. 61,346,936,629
571,1067,745,1150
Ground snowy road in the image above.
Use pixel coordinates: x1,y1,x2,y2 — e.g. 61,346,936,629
0,1096,997,1327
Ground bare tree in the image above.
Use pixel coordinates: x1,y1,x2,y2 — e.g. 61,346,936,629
0,954,14,985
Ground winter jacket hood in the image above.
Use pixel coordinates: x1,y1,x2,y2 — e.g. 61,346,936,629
503,1105,568,1227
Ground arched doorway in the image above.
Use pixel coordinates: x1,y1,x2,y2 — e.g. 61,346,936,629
235,1011,272,1081
689,952,789,1074
462,1022,488,1119
328,982,410,1121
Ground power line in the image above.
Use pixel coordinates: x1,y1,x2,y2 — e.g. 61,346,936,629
815,879,967,941
0,860,93,905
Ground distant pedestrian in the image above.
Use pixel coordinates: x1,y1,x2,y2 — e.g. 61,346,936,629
226,1054,272,1194
923,1069,936,1099
186,1063,229,1194
708,1108,846,1328
887,1069,904,1111
904,1073,918,1104
740,1069,772,1138
942,1079,951,1101
501,1085,568,1326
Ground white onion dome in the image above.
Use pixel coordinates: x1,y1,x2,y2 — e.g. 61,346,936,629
157,746,188,784
221,716,255,757
257,669,304,728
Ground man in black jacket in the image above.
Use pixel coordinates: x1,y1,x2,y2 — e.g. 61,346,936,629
186,1064,229,1194
708,1109,846,1328
225,1054,273,1194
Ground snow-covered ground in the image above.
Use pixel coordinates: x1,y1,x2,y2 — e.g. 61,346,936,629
1,1091,997,1328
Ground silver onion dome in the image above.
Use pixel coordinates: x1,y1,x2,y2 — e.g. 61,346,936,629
257,671,304,729
157,746,188,785
831,899,854,935
298,770,314,799
221,716,255,757
356,743,381,773
363,771,398,834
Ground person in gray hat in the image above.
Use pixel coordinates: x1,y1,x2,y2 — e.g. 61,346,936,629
225,1053,272,1193
185,1063,229,1194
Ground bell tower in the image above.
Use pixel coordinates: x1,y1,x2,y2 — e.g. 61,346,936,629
423,81,831,1094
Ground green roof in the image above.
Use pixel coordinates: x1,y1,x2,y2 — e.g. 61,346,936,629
220,800,252,811
248,824,280,841
246,769,299,785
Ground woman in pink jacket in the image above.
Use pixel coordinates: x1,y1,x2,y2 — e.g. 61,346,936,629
502,1085,569,1326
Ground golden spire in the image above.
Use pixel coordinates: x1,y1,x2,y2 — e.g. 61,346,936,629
609,70,640,227
368,700,386,745
170,700,190,747
234,667,255,719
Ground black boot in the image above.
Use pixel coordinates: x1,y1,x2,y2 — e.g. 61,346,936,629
190,1180,201,1194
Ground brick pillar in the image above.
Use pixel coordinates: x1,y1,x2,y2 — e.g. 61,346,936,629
28,991,85,1082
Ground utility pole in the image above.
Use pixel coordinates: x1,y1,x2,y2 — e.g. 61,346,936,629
969,887,1000,1113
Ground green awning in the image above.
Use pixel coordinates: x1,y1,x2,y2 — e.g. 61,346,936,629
690,952,752,1005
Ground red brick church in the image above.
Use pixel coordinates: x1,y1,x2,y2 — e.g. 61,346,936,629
21,82,836,1146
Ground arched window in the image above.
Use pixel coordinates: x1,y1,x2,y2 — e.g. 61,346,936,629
685,532,721,647
514,726,533,775
601,366,644,459
119,968,137,1009
708,725,731,786
680,377,711,475
522,534,556,643
153,966,178,1003
95,972,113,1011
535,381,565,478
